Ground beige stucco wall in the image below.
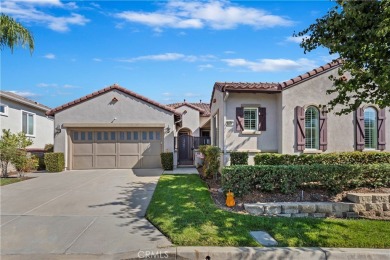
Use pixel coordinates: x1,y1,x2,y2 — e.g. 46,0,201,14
53,89,176,169
281,69,390,154
200,116,210,129
175,105,200,137
0,97,53,149
211,90,280,166
225,92,279,153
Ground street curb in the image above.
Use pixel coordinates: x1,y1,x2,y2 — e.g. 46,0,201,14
2,247,390,260
175,247,390,260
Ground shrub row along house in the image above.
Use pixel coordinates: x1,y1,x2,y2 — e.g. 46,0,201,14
2,60,388,171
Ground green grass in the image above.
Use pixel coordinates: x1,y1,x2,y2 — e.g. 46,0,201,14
0,177,24,186
146,174,390,248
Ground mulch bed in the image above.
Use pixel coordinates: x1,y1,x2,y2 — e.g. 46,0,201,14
198,168,390,220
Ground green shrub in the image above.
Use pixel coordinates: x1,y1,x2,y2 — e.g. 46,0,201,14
44,153,64,172
254,152,390,165
199,145,221,178
160,152,173,170
230,152,249,165
221,164,390,197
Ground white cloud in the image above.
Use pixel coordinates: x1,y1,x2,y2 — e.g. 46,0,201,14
9,90,39,98
10,0,63,6
37,82,57,87
37,82,79,89
198,64,214,71
90,2,101,9
224,50,235,54
286,35,308,44
118,53,215,63
115,0,293,30
43,53,55,59
2,0,89,32
93,58,102,62
162,92,173,97
222,58,318,72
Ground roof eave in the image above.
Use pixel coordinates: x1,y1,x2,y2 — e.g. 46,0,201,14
1,93,51,112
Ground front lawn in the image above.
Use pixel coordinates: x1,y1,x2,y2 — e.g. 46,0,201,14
146,174,390,248
0,177,24,186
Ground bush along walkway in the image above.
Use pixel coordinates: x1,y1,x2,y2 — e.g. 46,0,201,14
146,174,390,248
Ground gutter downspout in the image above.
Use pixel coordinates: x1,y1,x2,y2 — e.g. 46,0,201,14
223,91,229,165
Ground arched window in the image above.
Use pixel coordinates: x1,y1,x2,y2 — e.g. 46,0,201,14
364,107,377,149
305,106,319,149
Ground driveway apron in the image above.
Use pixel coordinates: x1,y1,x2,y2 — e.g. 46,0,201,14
0,169,171,256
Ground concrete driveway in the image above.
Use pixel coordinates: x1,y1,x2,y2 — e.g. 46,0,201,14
0,169,171,258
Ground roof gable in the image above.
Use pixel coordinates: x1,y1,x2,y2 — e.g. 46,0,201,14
46,84,180,116
167,102,211,117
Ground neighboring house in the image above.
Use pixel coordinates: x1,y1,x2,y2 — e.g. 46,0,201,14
0,91,54,151
167,102,211,166
46,84,181,170
210,60,389,165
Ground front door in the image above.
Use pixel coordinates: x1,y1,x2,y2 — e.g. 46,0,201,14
178,135,193,165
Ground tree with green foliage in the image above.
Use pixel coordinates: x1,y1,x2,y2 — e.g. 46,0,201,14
295,0,390,114
0,129,33,177
0,13,34,54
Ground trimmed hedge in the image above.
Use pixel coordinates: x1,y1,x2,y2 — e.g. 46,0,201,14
254,152,390,165
160,152,173,170
222,164,390,196
44,152,65,172
230,152,248,165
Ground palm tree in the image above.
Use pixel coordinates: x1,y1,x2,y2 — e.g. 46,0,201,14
0,13,34,54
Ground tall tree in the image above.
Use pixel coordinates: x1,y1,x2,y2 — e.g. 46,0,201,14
295,0,390,114
0,13,34,54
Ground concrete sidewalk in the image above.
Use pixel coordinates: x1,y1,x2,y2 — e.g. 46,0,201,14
2,246,389,260
163,167,199,174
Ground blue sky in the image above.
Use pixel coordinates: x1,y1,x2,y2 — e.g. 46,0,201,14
1,0,337,108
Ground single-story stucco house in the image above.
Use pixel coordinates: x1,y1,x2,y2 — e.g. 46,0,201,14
0,91,54,151
46,60,389,170
210,60,389,165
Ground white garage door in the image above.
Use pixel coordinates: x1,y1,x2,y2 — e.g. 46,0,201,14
71,128,163,169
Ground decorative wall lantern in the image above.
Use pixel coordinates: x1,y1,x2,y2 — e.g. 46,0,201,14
165,125,170,134
55,125,61,134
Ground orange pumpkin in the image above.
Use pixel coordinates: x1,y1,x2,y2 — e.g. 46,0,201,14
226,190,235,207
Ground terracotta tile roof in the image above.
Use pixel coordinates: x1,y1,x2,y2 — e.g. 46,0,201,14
280,59,342,89
167,102,211,116
210,60,343,108
0,91,51,111
46,84,181,116
214,82,281,92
